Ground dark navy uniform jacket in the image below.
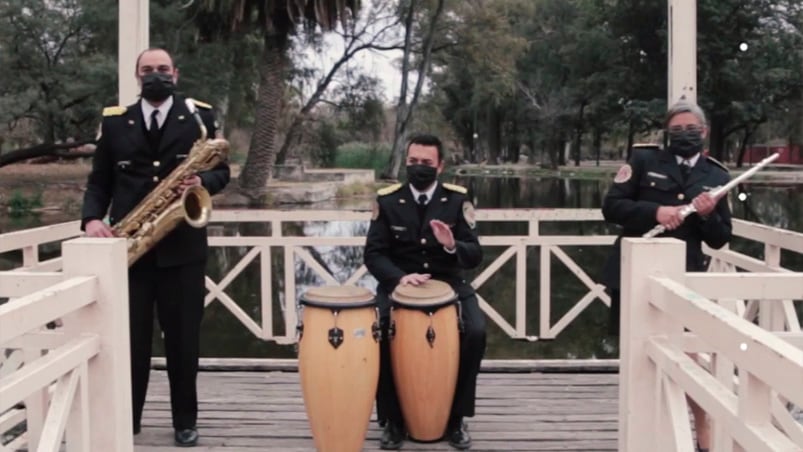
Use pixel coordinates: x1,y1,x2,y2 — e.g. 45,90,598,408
365,182,482,304
81,96,230,267
601,149,732,290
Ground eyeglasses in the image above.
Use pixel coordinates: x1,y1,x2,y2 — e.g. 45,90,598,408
668,125,703,133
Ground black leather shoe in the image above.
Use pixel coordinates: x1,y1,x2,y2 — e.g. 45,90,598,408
174,428,199,447
380,421,405,450
446,418,471,450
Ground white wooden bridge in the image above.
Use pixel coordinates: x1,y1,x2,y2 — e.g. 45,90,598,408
0,209,801,451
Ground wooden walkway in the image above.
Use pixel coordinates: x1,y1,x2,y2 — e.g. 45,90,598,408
134,371,618,451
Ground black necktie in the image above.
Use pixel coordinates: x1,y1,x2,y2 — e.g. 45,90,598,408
681,160,692,182
417,194,428,219
148,110,160,144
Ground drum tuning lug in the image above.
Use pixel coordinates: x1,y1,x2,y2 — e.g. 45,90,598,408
372,321,381,342
328,327,344,349
389,320,396,340
296,321,304,341
426,326,436,347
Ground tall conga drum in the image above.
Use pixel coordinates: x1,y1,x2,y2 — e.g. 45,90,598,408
297,285,380,452
390,279,460,441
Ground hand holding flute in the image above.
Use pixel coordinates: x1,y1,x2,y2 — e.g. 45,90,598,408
654,192,718,232
643,152,780,238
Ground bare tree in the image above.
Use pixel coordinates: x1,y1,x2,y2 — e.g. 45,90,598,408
381,0,446,180
275,0,402,165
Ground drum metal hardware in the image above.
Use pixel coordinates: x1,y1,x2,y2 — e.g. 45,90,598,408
426,312,436,347
327,310,344,349
372,308,381,342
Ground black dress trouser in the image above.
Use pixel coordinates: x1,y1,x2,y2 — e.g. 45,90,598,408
375,289,487,425
128,253,206,431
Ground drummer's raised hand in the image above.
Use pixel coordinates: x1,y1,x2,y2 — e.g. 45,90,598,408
430,219,456,250
399,273,431,286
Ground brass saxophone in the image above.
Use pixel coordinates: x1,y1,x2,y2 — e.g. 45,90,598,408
113,99,229,266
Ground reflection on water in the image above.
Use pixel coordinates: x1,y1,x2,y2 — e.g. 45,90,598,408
2,177,801,360
188,177,803,360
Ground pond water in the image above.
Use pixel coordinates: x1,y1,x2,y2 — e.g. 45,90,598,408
2,176,801,360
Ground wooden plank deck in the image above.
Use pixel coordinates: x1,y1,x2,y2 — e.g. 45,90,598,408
134,371,619,451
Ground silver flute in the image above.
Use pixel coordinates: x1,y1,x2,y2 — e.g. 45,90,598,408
642,152,780,238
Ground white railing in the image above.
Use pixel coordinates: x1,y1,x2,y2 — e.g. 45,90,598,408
619,238,803,452
0,238,132,452
0,211,800,345
207,208,614,343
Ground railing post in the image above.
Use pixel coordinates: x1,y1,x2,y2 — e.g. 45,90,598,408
62,238,133,452
619,238,686,451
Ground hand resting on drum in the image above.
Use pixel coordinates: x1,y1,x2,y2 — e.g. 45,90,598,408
429,219,456,250
399,273,431,286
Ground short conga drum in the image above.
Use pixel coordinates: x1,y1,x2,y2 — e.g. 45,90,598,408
297,285,380,452
390,279,460,441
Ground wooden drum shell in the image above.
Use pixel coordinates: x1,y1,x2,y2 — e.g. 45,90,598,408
389,280,459,442
298,286,379,452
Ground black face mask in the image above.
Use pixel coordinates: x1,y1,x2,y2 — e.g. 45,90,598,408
406,164,438,191
668,128,704,159
140,72,175,102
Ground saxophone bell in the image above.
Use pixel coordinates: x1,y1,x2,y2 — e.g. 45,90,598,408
181,185,212,228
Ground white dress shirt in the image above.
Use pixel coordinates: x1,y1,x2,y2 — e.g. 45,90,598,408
141,95,174,130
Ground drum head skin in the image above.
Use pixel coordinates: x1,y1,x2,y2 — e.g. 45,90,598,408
391,279,457,310
300,285,375,309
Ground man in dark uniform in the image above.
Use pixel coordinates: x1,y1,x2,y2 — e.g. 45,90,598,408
81,48,229,447
601,100,732,452
364,134,485,450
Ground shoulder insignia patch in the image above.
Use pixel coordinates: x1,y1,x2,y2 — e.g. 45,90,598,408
706,155,729,173
102,106,127,117
613,164,632,183
443,183,468,194
191,99,213,110
462,201,476,229
377,183,402,196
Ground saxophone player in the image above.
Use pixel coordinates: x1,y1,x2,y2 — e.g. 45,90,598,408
81,48,230,447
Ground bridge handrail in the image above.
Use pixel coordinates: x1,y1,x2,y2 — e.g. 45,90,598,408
619,238,803,452
0,211,799,343
0,238,132,452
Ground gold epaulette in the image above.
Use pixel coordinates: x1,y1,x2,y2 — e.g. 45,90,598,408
377,183,402,196
706,155,729,172
191,99,213,110
442,183,467,194
102,106,127,117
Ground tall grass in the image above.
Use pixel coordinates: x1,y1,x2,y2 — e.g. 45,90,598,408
334,142,391,175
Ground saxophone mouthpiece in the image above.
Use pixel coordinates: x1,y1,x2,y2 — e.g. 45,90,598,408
185,98,208,140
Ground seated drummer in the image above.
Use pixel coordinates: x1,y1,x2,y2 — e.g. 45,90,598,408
364,133,486,450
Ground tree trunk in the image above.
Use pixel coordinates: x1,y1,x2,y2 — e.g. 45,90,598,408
238,32,289,200
382,0,445,179
593,126,602,167
626,120,636,162
736,126,754,168
487,107,500,165
708,117,726,161
0,140,95,168
572,102,586,166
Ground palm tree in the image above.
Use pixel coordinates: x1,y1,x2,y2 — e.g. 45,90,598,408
196,0,360,201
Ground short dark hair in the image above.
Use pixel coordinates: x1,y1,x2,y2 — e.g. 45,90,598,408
135,47,175,71
406,133,444,162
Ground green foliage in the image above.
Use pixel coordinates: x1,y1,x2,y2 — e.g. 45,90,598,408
0,0,117,145
309,120,345,168
334,142,391,175
8,191,43,216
